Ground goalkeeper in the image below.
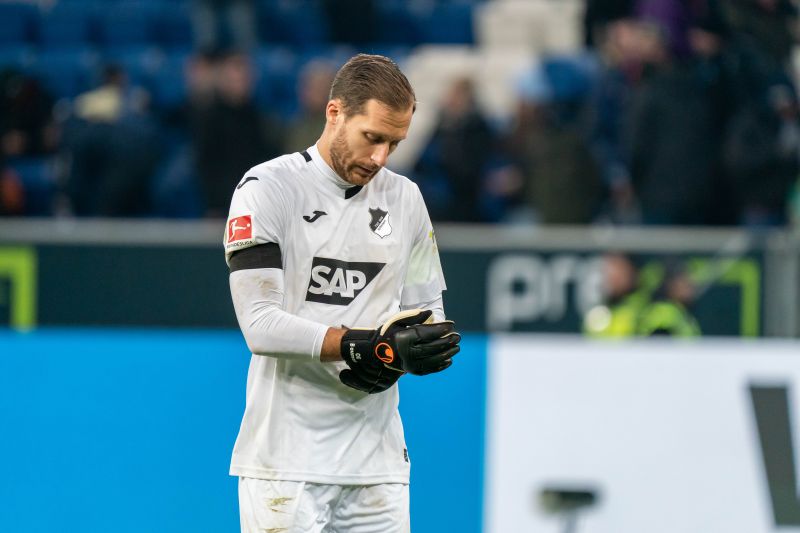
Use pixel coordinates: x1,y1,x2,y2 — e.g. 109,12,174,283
224,54,460,532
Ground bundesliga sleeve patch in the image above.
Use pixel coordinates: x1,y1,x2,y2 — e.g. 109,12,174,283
226,214,255,250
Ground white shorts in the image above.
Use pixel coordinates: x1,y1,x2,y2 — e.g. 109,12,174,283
238,477,410,533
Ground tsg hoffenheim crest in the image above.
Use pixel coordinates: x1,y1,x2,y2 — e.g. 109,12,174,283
368,207,392,238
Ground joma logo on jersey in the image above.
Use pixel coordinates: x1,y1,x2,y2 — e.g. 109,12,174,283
306,257,385,306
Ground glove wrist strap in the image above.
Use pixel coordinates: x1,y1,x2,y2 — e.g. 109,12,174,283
341,328,376,364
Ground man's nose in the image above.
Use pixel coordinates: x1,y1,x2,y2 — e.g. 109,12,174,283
370,143,390,167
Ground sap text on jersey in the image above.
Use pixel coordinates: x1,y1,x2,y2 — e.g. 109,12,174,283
305,257,385,306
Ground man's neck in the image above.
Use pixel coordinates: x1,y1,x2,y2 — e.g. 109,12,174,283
316,131,335,173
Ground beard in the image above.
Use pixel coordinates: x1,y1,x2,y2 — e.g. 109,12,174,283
329,127,380,186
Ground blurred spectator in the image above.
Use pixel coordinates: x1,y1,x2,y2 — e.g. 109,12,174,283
687,2,741,224
637,263,701,336
0,157,24,216
192,0,257,52
586,19,643,223
722,0,798,67
414,77,495,222
147,53,220,219
285,61,336,152
190,51,283,217
584,0,635,47
722,82,800,225
585,254,701,336
322,0,377,45
628,18,719,225
0,69,58,216
635,0,692,59
0,69,58,159
505,57,603,224
584,253,648,337
187,52,219,110
64,65,162,216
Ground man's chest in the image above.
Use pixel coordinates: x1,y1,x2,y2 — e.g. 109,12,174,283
277,186,413,309
284,186,409,261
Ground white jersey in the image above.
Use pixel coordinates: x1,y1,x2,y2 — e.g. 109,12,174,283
224,144,446,485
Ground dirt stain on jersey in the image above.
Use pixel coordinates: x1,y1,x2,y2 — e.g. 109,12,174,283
267,496,293,513
263,528,288,533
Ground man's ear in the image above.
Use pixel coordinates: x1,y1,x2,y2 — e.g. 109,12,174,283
326,99,343,125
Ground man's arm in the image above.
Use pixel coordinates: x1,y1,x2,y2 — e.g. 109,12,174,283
229,264,331,361
320,327,345,362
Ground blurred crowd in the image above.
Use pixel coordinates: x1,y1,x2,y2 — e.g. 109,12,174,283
2,0,800,227
419,0,800,227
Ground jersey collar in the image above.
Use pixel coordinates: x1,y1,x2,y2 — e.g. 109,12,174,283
306,144,363,199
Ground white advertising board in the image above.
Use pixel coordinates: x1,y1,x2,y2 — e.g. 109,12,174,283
485,336,800,533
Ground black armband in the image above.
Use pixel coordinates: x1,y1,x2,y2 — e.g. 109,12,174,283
228,243,282,272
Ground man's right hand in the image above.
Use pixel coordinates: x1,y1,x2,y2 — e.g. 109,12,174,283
338,309,461,394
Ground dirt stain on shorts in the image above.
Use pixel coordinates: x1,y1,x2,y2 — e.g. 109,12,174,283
267,496,293,513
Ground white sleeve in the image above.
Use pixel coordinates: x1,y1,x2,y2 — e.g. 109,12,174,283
230,268,329,360
225,166,330,360
401,184,447,308
401,294,446,322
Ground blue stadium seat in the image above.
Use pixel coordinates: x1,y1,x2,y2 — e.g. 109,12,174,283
37,4,95,47
421,3,474,44
254,46,299,118
0,45,36,71
154,2,194,49
31,48,100,100
0,3,36,45
95,2,157,46
376,2,423,46
259,1,326,45
148,51,190,110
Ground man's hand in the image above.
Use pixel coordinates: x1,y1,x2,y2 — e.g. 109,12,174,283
339,309,461,393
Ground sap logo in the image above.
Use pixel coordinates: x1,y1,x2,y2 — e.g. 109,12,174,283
306,257,385,306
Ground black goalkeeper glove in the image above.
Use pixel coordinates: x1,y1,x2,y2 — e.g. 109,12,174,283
339,309,461,394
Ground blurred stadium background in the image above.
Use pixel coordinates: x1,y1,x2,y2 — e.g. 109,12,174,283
2,0,800,532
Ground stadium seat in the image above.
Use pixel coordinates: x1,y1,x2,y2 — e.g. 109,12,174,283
37,4,95,47
148,51,190,111
376,2,423,46
31,48,100,100
154,2,194,50
95,2,157,47
475,0,582,53
259,1,326,46
0,45,36,71
419,3,475,45
0,3,36,45
253,46,300,118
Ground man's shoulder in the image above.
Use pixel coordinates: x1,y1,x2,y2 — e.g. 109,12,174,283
235,152,314,200
246,151,311,182
374,167,421,197
231,152,312,212
372,168,427,213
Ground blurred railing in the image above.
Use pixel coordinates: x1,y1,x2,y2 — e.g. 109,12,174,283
0,219,798,336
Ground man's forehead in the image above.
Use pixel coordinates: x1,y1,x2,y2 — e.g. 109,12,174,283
355,99,413,135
